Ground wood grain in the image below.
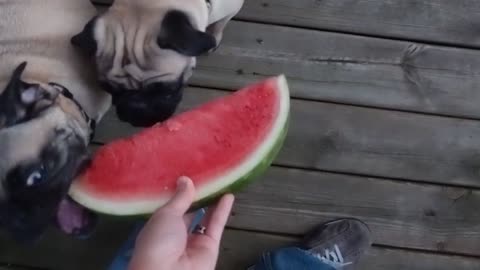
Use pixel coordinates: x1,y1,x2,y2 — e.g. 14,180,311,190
229,167,480,256
93,87,480,188
92,0,480,48
192,21,480,119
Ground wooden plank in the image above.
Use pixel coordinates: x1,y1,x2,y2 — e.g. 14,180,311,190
229,167,480,256
219,230,480,270
2,225,479,270
0,217,137,270
94,87,480,188
93,0,480,48
192,21,480,119
238,0,480,48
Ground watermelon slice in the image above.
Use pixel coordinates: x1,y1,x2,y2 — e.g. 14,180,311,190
69,75,290,216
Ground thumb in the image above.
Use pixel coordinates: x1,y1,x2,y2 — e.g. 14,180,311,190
161,176,195,215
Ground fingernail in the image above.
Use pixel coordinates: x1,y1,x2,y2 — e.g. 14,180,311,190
177,176,190,191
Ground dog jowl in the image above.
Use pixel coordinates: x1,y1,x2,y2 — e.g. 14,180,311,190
0,63,97,243
71,0,244,127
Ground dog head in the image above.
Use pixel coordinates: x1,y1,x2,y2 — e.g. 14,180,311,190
71,1,216,127
0,62,97,243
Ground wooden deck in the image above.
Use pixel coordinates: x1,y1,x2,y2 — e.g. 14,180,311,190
2,0,480,269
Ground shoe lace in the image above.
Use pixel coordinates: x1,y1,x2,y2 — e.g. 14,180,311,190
313,244,352,269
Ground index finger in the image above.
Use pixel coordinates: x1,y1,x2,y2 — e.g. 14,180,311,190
159,176,195,216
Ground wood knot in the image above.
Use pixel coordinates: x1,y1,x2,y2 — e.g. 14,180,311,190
445,187,470,202
424,209,436,217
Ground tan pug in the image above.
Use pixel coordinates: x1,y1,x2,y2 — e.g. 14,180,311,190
0,0,111,242
72,0,244,127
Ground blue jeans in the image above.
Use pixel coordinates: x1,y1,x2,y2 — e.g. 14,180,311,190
108,209,334,270
249,247,335,270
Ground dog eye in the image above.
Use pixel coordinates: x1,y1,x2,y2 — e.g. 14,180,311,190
26,165,46,187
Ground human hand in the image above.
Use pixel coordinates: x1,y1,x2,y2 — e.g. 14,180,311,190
128,176,235,270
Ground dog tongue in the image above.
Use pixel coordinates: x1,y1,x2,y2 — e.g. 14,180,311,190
56,198,97,238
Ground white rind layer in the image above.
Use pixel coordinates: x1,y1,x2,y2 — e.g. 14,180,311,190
69,75,291,215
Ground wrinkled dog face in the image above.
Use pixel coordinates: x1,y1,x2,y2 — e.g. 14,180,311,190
72,1,216,127
0,63,96,243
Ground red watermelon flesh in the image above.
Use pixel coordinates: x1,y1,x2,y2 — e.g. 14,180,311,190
70,75,290,215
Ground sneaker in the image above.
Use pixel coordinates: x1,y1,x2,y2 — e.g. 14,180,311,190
301,218,372,269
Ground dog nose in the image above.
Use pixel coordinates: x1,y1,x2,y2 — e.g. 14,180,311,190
113,86,183,127
142,82,180,96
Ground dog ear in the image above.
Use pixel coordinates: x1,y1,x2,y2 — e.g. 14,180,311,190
0,62,47,127
71,17,98,57
5,62,46,105
157,10,217,57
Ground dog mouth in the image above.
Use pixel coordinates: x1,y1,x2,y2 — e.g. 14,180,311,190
55,197,97,238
